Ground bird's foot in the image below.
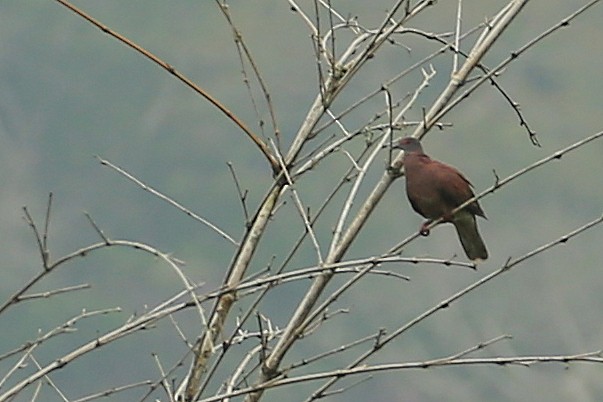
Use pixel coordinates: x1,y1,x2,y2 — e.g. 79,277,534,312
420,221,432,236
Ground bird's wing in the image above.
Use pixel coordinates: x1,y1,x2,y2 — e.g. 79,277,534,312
429,160,484,217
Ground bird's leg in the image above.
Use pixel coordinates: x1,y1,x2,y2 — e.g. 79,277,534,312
420,220,432,236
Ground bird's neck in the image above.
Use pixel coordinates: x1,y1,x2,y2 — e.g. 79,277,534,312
404,152,430,165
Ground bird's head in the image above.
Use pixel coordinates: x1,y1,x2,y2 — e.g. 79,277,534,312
392,137,424,154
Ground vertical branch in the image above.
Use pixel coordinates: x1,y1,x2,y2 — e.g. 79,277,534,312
42,193,53,261
227,162,251,226
179,183,283,401
453,0,463,73
215,0,282,145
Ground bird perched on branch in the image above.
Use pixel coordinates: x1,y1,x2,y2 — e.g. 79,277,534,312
393,137,488,261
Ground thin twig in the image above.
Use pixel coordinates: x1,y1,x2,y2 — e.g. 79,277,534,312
200,351,603,402
42,192,53,260
84,211,110,244
227,162,251,226
215,0,281,146
97,156,238,246
29,355,69,401
17,284,90,301
285,331,384,372
72,380,153,402
270,140,324,264
152,353,174,402
402,27,538,144
22,206,49,270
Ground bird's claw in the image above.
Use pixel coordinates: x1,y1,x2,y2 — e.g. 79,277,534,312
420,222,431,236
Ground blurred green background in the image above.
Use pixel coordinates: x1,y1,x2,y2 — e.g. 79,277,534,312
1,1,602,401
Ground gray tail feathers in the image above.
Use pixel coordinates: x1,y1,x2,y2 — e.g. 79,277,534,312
453,213,488,261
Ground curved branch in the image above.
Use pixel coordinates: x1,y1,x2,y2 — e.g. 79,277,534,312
53,0,279,173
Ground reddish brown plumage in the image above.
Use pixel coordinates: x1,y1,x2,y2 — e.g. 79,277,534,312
394,137,488,261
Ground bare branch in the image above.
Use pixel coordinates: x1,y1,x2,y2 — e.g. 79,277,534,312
42,192,53,258
453,0,462,73
53,0,279,172
12,3,601,402
431,0,602,146
0,298,191,402
0,233,187,316
152,353,175,402
22,206,49,270
200,351,603,402
17,283,90,301
180,183,283,401
97,156,239,246
308,214,603,398
72,380,153,402
412,0,529,138
227,162,251,227
29,355,69,401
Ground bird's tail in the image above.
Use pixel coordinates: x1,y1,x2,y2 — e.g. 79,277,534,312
453,213,488,261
